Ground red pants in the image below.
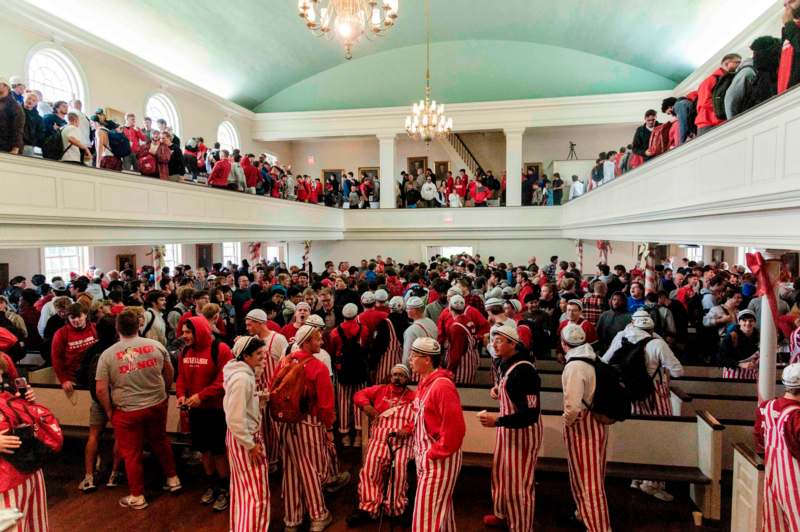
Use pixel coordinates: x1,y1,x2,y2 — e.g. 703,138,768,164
227,431,270,532
112,399,176,497
564,414,611,532
0,470,48,532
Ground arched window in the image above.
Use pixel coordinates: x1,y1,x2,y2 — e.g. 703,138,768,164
145,93,180,136
217,121,240,153
27,46,86,106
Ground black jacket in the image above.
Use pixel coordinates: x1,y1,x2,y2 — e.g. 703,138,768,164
632,122,659,159
23,107,44,148
0,95,24,152
718,326,760,369
495,353,541,428
370,313,410,370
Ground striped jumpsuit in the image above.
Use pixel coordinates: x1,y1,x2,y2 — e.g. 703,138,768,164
256,332,283,465
759,399,800,532
491,360,543,531
446,320,479,385
375,318,403,384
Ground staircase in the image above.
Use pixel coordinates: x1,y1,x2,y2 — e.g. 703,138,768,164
442,132,483,176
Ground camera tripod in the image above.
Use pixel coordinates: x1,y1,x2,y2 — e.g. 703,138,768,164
567,142,578,160
377,433,401,532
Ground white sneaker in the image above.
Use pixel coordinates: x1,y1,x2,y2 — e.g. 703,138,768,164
106,471,123,488
341,435,352,447
310,512,333,532
353,434,361,448
162,476,182,493
78,474,97,492
119,494,148,510
640,483,675,502
630,480,642,489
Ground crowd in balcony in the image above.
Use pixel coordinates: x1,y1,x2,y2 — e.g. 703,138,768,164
588,4,800,192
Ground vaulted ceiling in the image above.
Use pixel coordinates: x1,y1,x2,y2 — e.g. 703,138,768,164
27,0,775,112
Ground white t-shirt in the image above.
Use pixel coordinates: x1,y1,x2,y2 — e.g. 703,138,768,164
60,125,82,162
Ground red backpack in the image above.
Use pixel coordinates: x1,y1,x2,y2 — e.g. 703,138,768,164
0,394,63,474
269,355,313,423
647,122,673,158
138,153,157,176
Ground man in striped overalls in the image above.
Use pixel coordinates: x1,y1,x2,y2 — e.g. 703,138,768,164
756,362,800,532
223,336,270,532
408,337,466,532
478,325,542,531
560,324,612,532
602,308,683,501
347,364,416,527
445,295,480,384
371,296,410,384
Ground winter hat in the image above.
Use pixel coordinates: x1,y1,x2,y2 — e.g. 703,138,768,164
295,302,311,312
245,309,267,323
294,324,317,347
567,299,584,311
270,285,287,296
561,323,587,346
741,283,756,297
392,364,411,378
446,287,460,298
631,309,655,330
411,337,441,356
501,287,514,298
304,314,325,328
232,335,258,361
485,297,504,309
486,287,503,300
8,76,25,87
508,299,522,313
388,296,405,312
361,291,376,305
406,296,424,310
493,324,519,343
374,289,389,303
0,77,10,89
343,303,358,319
738,309,757,321
449,294,466,311
782,363,800,389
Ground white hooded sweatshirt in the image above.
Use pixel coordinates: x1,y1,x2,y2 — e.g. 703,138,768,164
601,324,683,379
223,360,260,450
562,343,598,426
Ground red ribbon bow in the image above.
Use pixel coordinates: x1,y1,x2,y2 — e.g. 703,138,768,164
745,252,779,332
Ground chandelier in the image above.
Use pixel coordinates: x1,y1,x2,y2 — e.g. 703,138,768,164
404,0,452,143
298,0,399,60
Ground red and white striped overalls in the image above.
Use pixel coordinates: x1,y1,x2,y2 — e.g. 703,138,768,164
790,328,800,365
412,379,463,532
450,322,479,385
761,400,800,532
723,365,759,380
564,412,611,532
358,392,416,516
631,367,672,416
376,318,403,384
257,333,282,465
226,428,269,532
492,361,542,532
278,415,331,527
1,470,48,532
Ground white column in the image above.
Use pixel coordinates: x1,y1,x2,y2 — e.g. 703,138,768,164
504,128,524,207
378,133,397,209
758,251,782,402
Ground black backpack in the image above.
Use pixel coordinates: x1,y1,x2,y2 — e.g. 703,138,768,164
591,164,604,183
712,72,736,120
606,337,656,402
566,357,630,424
41,131,68,160
335,324,368,385
107,130,132,158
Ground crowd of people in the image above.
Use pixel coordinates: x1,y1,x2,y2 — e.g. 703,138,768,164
0,247,799,530
587,4,800,192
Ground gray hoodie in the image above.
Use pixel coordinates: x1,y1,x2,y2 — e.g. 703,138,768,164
724,58,755,120
223,360,260,450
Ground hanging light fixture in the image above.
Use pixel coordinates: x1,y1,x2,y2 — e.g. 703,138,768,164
298,0,399,60
404,0,452,144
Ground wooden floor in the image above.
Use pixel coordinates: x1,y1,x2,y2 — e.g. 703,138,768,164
44,437,729,531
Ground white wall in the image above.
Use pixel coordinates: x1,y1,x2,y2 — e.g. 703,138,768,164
1,18,270,156
0,249,41,279
524,124,636,171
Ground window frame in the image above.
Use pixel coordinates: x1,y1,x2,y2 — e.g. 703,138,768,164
42,246,89,282
26,43,88,109
144,91,181,137
163,244,182,272
222,242,241,267
216,120,240,154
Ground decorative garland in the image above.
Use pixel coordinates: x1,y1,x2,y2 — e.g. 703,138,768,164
303,240,311,273
596,240,611,265
248,242,262,262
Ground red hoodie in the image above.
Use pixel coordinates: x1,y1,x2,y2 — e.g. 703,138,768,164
296,180,309,202
353,383,415,414
208,158,232,187
270,349,335,428
436,305,489,346
445,314,474,373
328,319,370,359
695,67,726,129
242,157,261,188
412,368,465,459
176,316,233,409
356,307,390,341
51,322,98,384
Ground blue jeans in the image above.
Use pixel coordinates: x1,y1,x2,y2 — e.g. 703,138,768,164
673,99,695,145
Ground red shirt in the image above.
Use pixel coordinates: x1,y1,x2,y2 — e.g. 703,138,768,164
242,158,261,188
297,181,309,201
755,397,800,459
437,305,489,346
413,369,465,459
445,176,454,195
356,307,390,341
51,323,98,384
328,320,370,358
122,126,147,154
556,318,598,354
445,314,475,373
208,159,232,187
267,320,282,333
281,322,300,343
176,317,233,409
353,383,415,414
270,350,335,428
271,179,282,198
696,67,726,129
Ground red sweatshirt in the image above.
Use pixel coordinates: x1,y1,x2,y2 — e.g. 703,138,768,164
281,322,300,343
445,314,474,373
296,180,309,202
242,157,261,188
328,319,370,358
695,67,726,129
123,126,147,154
51,322,98,384
270,349,335,428
208,159,232,187
356,307,390,341
176,316,233,409
412,369,465,459
353,383,415,413
437,305,489,346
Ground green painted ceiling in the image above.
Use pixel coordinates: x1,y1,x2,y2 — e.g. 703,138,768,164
27,0,775,112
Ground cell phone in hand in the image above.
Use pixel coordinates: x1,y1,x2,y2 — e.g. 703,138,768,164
14,378,28,399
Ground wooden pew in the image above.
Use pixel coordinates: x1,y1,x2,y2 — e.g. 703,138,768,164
730,443,764,532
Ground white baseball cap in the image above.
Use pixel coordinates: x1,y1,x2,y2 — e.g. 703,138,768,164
782,363,800,389
361,291,376,305
374,289,389,302
245,309,267,323
343,303,358,319
406,296,425,310
388,296,405,312
412,337,440,356
631,308,655,330
449,294,465,311
561,323,587,346
9,76,25,87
